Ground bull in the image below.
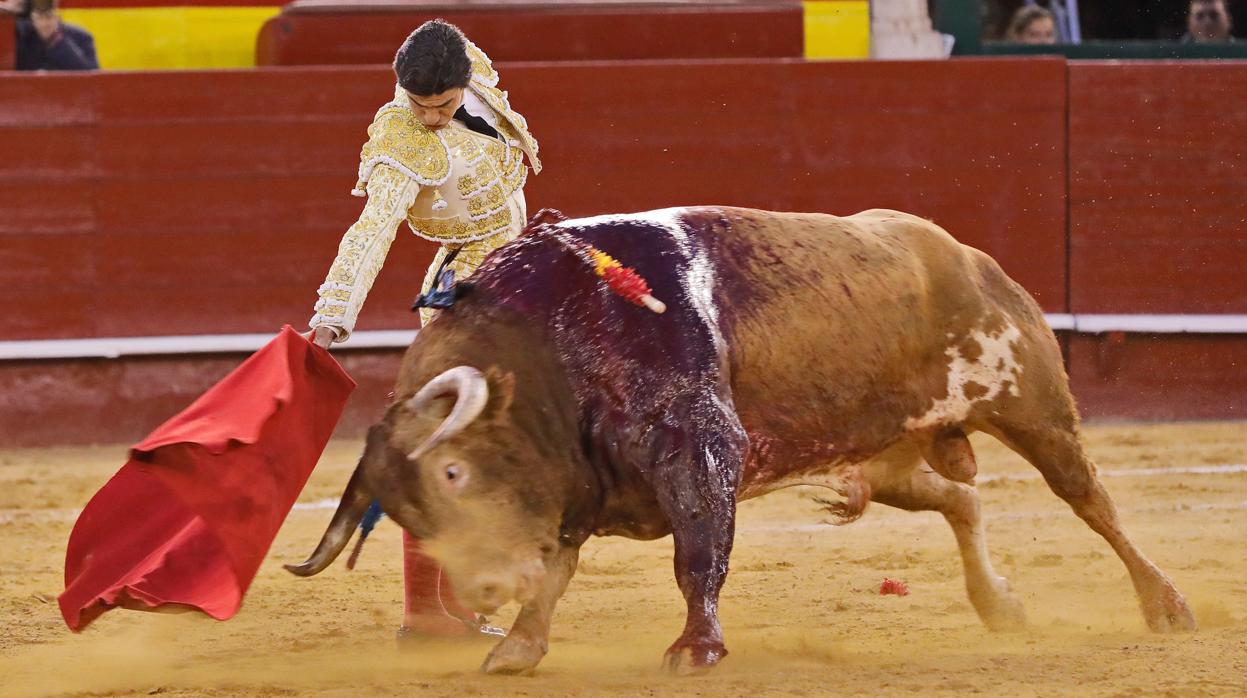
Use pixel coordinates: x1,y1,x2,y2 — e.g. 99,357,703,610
288,207,1195,674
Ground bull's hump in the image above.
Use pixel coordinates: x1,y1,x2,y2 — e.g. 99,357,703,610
553,207,693,231
549,205,729,323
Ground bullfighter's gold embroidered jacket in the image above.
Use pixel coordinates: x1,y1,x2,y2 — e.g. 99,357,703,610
310,41,540,338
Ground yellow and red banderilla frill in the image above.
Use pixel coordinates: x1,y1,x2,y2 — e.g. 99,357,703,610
585,247,667,314
538,228,666,314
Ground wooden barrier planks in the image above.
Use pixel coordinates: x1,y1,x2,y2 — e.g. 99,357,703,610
0,13,13,72
1069,61,1247,314
0,349,403,447
11,58,1247,438
515,57,1070,311
256,1,804,66
1,58,1069,345
1067,334,1247,420
1065,62,1247,420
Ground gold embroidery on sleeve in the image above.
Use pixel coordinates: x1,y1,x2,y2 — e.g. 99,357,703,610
311,165,419,339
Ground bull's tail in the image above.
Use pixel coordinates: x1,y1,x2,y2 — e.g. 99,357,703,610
814,463,872,525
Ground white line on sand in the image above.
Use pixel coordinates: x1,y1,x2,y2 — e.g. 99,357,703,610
3,464,1244,527
740,500,1247,534
978,463,1247,484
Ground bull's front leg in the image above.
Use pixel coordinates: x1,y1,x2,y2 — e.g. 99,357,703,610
649,399,747,675
481,545,579,675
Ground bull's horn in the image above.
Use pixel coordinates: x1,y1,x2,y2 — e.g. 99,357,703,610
406,366,489,460
284,431,378,577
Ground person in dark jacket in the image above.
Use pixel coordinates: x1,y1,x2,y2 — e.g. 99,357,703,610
1183,0,1236,43
12,0,98,71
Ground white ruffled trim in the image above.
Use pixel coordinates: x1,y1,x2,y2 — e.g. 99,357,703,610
465,39,499,87
505,154,525,181
308,315,348,339
356,152,451,191
312,298,349,313
467,200,509,223
463,145,487,167
459,173,499,200
317,281,354,294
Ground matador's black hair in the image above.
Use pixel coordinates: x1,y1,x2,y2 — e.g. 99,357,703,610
393,19,473,97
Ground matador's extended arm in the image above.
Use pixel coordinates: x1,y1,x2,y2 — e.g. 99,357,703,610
309,165,419,341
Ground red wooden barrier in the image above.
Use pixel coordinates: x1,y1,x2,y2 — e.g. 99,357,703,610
256,0,804,66
0,13,13,71
0,352,401,447
8,57,1247,443
0,58,1069,345
1065,62,1247,420
1068,62,1247,314
1067,334,1247,420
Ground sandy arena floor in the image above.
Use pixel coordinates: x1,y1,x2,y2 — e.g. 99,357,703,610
1,422,1245,697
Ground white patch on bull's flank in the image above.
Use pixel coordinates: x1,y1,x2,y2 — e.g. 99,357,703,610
905,322,1023,430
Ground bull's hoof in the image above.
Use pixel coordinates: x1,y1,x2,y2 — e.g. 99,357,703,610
970,577,1028,632
980,596,1028,632
481,634,547,675
1140,581,1197,633
662,641,727,676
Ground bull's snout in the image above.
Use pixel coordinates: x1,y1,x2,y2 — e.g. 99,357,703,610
461,559,545,613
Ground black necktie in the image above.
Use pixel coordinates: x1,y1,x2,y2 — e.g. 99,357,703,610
454,105,500,140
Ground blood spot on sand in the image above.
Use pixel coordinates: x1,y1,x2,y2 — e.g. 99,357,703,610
879,578,910,596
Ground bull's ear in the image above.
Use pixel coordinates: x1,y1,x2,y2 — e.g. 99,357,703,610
484,366,516,417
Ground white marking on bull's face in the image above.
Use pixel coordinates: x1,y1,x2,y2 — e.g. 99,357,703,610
905,322,1023,430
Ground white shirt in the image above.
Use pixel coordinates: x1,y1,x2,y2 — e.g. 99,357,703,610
459,89,501,132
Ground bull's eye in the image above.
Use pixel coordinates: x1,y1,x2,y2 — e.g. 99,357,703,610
438,462,469,493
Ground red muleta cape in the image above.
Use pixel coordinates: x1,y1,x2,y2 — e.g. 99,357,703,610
59,326,356,631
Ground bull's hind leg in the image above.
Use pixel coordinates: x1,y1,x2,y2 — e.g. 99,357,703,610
866,449,1027,631
985,419,1196,632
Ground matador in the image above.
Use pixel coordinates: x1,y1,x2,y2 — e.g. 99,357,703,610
307,19,540,642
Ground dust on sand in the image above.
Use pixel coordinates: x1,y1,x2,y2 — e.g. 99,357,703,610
2,422,1245,697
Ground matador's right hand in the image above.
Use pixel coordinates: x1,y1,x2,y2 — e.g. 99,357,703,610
305,326,337,349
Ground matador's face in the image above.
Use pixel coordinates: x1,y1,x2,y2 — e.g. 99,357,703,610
405,87,466,131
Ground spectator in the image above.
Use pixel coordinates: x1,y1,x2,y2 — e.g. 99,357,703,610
14,0,98,71
986,1,1078,42
1006,5,1059,44
1184,0,1235,42
0,0,30,18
